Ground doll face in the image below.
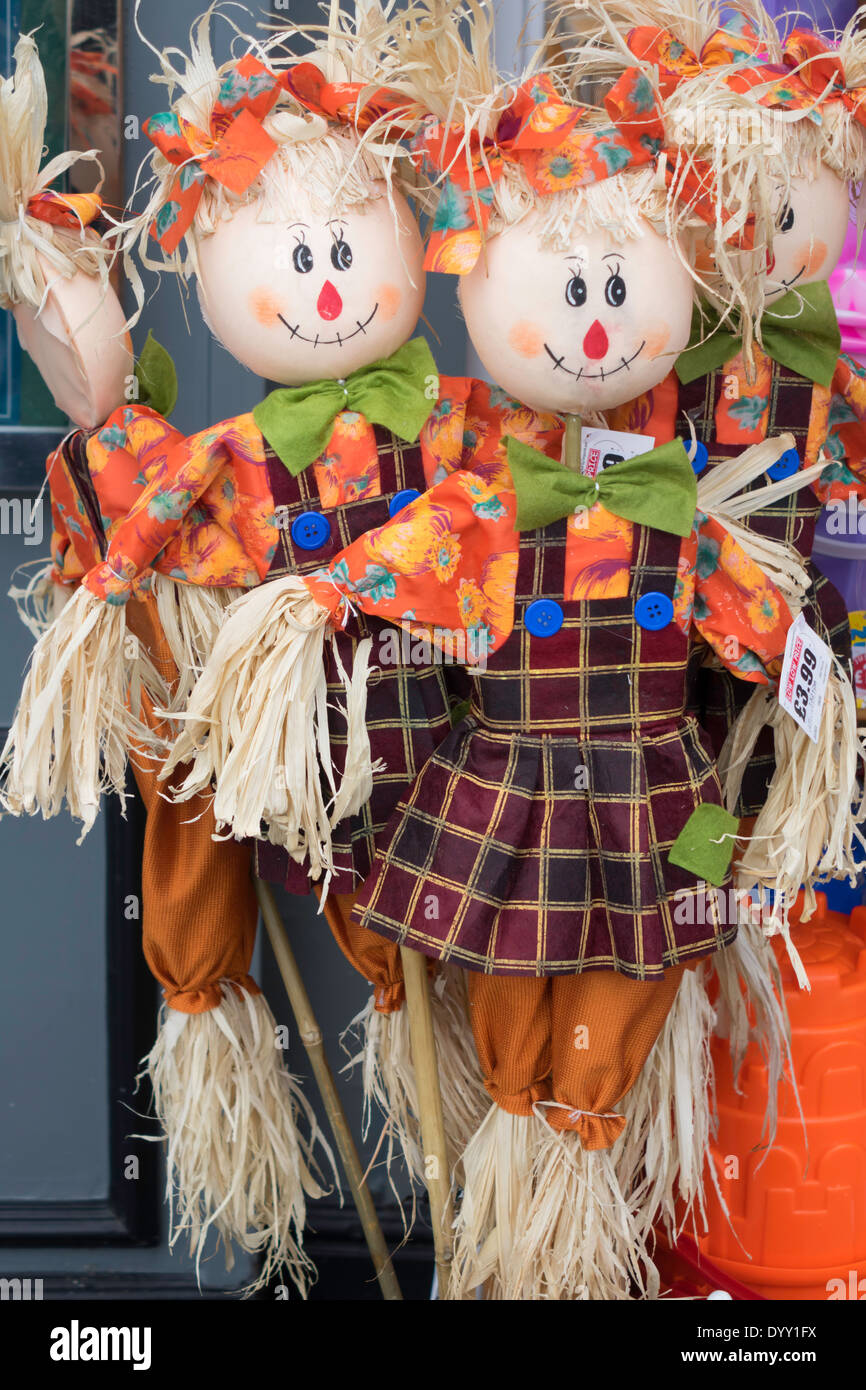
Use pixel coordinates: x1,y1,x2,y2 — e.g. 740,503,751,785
459,214,694,414
12,260,132,429
764,165,850,300
195,183,426,383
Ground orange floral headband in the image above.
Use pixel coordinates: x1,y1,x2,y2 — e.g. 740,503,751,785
415,67,753,275
143,54,414,255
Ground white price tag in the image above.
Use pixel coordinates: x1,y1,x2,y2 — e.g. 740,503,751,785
778,612,831,744
580,428,654,478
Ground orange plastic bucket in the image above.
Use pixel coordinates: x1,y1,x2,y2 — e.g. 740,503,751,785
696,894,866,1301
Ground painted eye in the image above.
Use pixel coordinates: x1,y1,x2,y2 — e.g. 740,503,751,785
565,274,587,307
331,238,353,271
778,203,794,233
292,243,314,273
605,273,626,308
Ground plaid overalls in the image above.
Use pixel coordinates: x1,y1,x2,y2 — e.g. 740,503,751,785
679,362,851,816
254,428,462,894
353,517,737,980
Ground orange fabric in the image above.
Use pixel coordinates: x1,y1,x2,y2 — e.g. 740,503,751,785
468,965,686,1148
548,965,686,1149
313,886,405,1014
125,594,259,1014
467,974,553,1115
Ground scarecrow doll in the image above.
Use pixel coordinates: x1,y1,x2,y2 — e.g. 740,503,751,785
0,3,490,1290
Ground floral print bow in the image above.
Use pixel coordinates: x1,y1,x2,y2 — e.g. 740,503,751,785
625,21,764,97
282,61,415,136
416,68,664,275
143,55,284,253
26,189,102,229
625,20,849,120
781,27,866,125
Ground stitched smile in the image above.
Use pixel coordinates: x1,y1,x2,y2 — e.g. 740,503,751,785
543,340,646,381
765,266,805,298
277,303,379,346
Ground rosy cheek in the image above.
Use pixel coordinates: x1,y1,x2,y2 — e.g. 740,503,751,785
801,239,828,277
644,325,671,359
248,289,285,327
508,321,544,358
377,284,403,321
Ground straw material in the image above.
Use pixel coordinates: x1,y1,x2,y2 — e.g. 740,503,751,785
450,1106,657,1300
151,573,243,712
0,34,111,311
0,583,171,840
696,435,818,611
342,962,489,1192
161,576,376,880
140,983,335,1296
449,1107,535,1300
7,559,63,640
712,906,794,1154
616,963,717,1241
723,664,866,988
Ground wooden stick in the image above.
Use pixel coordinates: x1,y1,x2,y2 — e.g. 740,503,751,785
400,944,454,1298
562,413,583,472
255,878,402,1301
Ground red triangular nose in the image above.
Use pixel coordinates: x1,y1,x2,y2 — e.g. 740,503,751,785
583,320,609,360
317,280,343,321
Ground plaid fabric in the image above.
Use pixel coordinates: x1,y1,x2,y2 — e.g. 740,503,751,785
254,428,457,895
680,363,853,816
353,521,738,979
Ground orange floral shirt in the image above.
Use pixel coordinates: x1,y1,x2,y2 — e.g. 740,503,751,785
49,377,473,601
307,385,792,686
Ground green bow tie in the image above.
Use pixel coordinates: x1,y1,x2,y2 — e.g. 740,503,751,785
253,337,438,474
675,281,841,389
507,436,697,537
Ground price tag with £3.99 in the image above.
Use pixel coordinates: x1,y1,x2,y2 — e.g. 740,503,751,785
778,612,832,744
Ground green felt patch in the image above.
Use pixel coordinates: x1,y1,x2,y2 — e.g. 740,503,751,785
669,803,740,887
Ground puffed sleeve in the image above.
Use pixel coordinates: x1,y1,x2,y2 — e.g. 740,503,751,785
306,468,520,662
674,511,792,683
814,353,866,504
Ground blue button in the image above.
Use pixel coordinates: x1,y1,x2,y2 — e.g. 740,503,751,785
524,599,564,637
767,447,800,481
680,438,708,474
389,488,422,517
291,510,331,551
634,591,674,630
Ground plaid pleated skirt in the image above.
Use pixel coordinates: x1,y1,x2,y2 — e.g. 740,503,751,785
353,521,738,979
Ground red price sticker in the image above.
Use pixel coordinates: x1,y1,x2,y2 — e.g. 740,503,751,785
778,613,831,743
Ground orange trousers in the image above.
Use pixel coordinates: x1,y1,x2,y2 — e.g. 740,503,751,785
467,968,686,1150
125,594,259,1014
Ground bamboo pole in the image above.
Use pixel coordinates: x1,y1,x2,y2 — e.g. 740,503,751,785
255,878,402,1301
400,944,454,1298
562,413,583,472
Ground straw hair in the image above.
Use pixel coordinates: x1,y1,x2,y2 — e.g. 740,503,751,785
722,664,866,988
0,584,171,842
139,983,336,1295
160,576,378,881
0,33,111,310
125,1,416,282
